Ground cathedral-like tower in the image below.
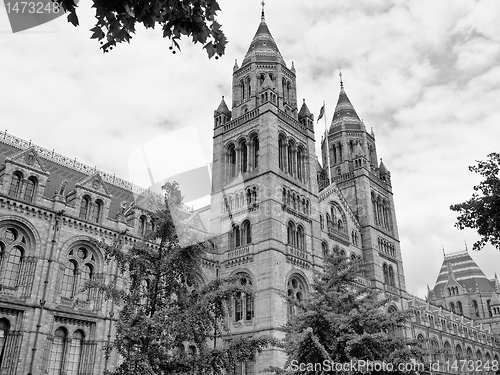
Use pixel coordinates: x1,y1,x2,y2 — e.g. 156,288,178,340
320,78,407,302
210,8,320,370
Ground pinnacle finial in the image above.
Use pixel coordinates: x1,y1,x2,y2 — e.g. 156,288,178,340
261,0,265,21
339,67,344,89
464,240,468,252
442,245,445,256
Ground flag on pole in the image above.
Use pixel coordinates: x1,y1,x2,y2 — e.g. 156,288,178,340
317,105,325,122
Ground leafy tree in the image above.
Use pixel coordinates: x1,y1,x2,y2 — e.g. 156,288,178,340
55,0,227,57
272,251,426,374
90,181,273,374
450,153,500,251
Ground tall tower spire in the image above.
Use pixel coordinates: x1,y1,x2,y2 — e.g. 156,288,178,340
261,0,265,22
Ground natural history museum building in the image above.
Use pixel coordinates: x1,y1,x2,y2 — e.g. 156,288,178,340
1,9,500,375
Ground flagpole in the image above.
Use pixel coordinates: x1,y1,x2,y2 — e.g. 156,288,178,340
323,100,332,184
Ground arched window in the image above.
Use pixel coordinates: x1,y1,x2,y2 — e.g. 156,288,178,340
3,246,23,288
138,215,146,236
240,80,245,101
67,330,84,375
0,318,10,368
79,196,90,220
79,264,93,301
252,136,259,169
287,142,294,176
430,339,439,363
287,275,306,317
241,220,251,245
48,328,66,375
278,137,284,171
383,263,389,285
8,172,22,197
91,200,102,223
241,140,248,173
234,274,254,321
457,301,463,315
287,221,296,247
320,215,324,230
443,341,451,363
472,300,480,318
61,260,77,298
487,299,492,317
297,148,304,181
449,302,455,313
322,242,328,258
228,144,236,178
296,225,305,250
388,265,395,286
24,177,37,202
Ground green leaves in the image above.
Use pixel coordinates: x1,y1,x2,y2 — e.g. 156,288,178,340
55,0,227,57
450,153,500,251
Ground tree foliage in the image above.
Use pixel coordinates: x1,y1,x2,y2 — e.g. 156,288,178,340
55,0,227,57
272,251,426,374
90,181,273,375
450,153,500,251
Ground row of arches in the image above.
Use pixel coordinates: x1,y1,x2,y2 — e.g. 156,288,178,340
225,134,260,179
236,73,293,104
319,202,347,235
278,135,308,182
9,171,38,203
328,140,377,166
222,186,258,213
378,237,395,257
321,242,362,263
47,327,92,375
371,192,393,233
282,186,310,215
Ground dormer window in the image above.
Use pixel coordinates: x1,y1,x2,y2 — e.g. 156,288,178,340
91,200,102,223
23,177,37,202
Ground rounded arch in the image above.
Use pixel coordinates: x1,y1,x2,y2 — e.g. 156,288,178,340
387,304,398,313
0,215,40,253
57,235,104,271
284,270,310,295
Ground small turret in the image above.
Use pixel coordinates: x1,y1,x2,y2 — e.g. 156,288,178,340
233,59,239,71
379,158,391,184
298,99,314,130
214,96,231,127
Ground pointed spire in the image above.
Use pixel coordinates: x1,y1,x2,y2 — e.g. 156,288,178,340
261,0,265,22
379,158,388,175
233,59,239,71
242,5,284,66
291,61,296,73
298,99,313,120
214,96,231,116
442,245,446,256
331,73,362,129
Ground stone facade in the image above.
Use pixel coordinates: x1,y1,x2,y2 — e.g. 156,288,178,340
0,9,499,375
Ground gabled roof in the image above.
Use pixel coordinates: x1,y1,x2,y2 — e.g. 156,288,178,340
241,10,284,66
298,99,313,120
432,251,494,298
214,96,230,116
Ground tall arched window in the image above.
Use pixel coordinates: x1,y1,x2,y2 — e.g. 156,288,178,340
79,196,90,220
138,215,146,236
287,142,294,176
388,265,395,286
252,136,259,169
0,318,10,368
457,301,463,315
320,215,324,230
296,225,305,250
287,221,296,247
228,145,236,178
79,264,93,300
297,148,303,181
287,275,306,317
449,302,455,313
241,140,248,173
234,274,254,321
383,263,389,285
472,300,480,318
278,137,284,171
240,220,251,245
67,330,84,375
61,260,77,298
91,200,102,223
48,328,66,375
240,80,245,101
4,246,23,288
24,177,37,202
487,299,492,317
8,172,22,197
322,242,328,258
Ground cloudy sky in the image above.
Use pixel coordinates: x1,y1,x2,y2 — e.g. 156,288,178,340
1,0,500,297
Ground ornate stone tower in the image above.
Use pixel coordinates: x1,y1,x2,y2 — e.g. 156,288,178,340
209,7,321,370
321,77,407,303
